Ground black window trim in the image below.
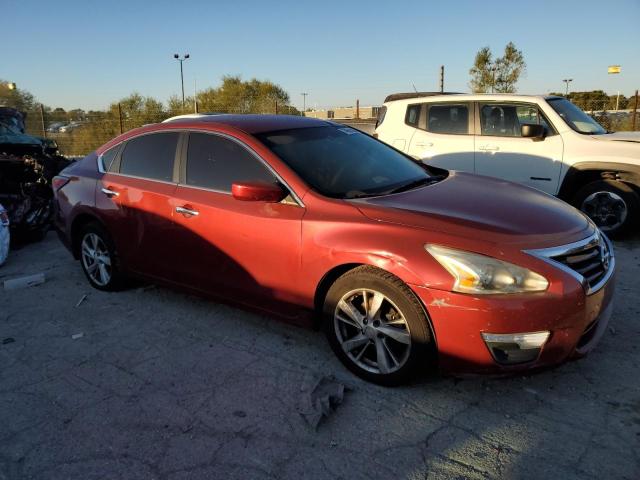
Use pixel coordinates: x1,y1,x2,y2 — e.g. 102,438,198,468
475,101,558,137
178,129,305,208
414,101,473,136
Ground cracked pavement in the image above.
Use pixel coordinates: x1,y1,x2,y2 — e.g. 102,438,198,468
1,233,639,479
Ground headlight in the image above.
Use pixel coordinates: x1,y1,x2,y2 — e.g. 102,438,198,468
425,245,548,294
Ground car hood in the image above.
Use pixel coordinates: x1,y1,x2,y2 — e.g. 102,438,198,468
352,172,593,247
592,131,640,143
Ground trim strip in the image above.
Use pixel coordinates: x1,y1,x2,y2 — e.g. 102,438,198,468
525,231,615,296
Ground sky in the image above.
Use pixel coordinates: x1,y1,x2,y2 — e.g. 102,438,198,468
2,0,639,111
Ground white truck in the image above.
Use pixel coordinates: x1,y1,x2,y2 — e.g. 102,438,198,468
374,93,640,235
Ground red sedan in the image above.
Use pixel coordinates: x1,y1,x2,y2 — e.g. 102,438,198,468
53,115,615,385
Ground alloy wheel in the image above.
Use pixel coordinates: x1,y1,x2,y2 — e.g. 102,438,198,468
333,288,411,374
581,191,628,232
81,233,112,286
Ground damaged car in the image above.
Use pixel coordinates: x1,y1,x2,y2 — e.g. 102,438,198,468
0,107,70,241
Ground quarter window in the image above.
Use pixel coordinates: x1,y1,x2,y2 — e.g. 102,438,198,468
119,133,178,181
102,145,120,172
185,133,276,192
427,104,469,134
405,104,421,127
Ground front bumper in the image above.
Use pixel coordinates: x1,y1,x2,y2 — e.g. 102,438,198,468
411,268,616,374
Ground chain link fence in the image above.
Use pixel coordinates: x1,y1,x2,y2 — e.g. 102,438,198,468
20,102,301,157
19,94,640,158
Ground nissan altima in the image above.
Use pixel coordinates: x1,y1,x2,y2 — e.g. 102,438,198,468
53,115,615,385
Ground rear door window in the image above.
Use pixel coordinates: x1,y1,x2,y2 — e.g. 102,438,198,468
185,133,276,192
426,104,469,134
119,132,178,181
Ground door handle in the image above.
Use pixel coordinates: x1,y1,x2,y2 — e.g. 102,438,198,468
101,187,119,198
479,145,500,152
414,142,434,148
176,206,199,217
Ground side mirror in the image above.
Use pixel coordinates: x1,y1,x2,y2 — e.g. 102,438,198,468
231,181,287,203
521,123,545,141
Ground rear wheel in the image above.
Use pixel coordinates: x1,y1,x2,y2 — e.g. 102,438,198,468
323,266,435,386
573,180,639,237
79,223,125,291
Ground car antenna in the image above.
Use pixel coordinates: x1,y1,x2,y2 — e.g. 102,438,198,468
411,83,418,93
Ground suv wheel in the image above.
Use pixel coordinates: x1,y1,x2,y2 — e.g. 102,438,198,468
79,223,125,291
573,180,639,237
323,266,435,386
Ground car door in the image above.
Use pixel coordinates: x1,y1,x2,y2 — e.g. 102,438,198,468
407,102,475,172
96,131,179,278
474,103,563,194
169,131,305,311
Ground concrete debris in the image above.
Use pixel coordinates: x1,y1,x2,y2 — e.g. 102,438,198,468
71,333,84,340
298,374,347,430
3,272,46,290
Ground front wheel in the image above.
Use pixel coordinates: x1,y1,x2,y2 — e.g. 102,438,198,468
323,266,435,386
573,180,639,237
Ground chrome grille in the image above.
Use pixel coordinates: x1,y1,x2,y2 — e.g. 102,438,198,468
526,231,614,295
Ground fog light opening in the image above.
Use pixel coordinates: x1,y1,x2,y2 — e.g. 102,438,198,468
481,331,550,366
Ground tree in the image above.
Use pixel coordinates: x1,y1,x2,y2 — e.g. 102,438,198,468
196,75,291,114
0,79,37,111
469,42,526,93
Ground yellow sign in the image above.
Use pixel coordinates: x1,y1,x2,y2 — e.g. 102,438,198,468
608,65,621,74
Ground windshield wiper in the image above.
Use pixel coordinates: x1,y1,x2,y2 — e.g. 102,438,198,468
386,176,439,195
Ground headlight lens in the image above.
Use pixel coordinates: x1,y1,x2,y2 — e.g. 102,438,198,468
425,245,548,294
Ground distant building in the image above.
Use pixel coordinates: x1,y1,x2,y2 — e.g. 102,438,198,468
305,106,380,120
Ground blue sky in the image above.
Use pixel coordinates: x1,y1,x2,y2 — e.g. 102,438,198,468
3,0,639,110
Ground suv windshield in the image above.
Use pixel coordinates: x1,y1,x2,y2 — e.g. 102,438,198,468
256,126,434,199
547,98,607,135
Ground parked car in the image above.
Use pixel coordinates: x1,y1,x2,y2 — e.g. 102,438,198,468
0,203,9,266
53,115,615,385
375,93,640,236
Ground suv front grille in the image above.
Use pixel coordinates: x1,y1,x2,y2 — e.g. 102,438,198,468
526,231,614,295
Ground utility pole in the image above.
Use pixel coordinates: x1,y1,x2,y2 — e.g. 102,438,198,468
356,99,359,119
173,53,190,109
39,104,46,138
117,103,123,134
300,93,308,115
562,78,573,97
632,90,638,131
439,65,444,93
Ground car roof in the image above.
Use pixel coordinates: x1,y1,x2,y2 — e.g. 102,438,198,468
383,93,560,105
161,114,338,134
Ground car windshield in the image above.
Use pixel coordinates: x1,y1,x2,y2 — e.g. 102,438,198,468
547,98,607,135
256,126,434,198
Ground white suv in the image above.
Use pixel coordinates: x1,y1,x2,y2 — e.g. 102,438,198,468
375,93,640,235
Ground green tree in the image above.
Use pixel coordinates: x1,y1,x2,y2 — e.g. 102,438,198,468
469,42,526,93
196,75,291,114
0,79,37,111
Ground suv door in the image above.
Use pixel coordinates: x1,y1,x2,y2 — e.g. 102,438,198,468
407,102,475,172
169,131,305,311
475,103,563,194
96,132,179,278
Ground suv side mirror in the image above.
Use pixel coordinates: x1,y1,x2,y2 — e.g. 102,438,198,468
231,181,287,203
521,124,545,141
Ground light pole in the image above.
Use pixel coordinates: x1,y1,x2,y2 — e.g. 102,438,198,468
562,78,573,97
173,53,190,108
301,92,308,115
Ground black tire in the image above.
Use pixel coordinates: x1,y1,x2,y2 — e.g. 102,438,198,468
78,222,125,291
572,180,639,237
323,266,435,386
